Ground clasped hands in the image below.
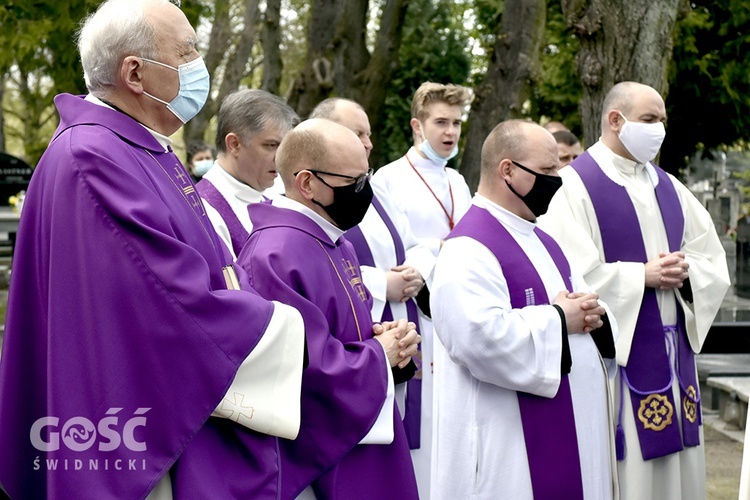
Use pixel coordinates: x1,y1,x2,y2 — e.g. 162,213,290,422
645,251,689,290
385,265,425,303
553,291,605,334
372,318,421,368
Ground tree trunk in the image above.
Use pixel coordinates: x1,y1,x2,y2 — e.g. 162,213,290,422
0,74,5,153
561,0,682,149
261,0,283,95
331,0,370,94
352,0,410,169
183,0,261,147
286,0,343,118
460,0,547,192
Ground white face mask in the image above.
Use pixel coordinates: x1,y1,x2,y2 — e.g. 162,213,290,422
618,112,666,164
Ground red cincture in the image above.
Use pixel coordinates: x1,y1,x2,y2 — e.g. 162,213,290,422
405,154,455,231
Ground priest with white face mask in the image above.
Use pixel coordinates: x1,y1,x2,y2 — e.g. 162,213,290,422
539,81,730,500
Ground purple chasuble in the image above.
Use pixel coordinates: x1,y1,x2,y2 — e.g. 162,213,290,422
572,151,699,461
239,202,419,500
0,94,285,498
345,195,423,449
196,177,250,256
447,205,584,500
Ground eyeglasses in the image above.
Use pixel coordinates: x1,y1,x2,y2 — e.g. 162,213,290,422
294,168,373,193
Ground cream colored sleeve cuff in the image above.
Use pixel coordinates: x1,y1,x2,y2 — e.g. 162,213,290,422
211,301,305,440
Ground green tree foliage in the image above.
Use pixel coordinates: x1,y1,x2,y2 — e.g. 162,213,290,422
376,0,472,167
661,0,750,173
1,0,100,163
531,0,582,138
4,0,750,175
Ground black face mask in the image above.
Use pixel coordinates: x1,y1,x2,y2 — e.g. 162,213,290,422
312,176,373,230
506,160,563,218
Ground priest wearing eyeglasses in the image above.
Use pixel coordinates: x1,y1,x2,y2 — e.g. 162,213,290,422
236,118,421,499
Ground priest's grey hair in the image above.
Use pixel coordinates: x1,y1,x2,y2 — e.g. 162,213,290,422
77,0,180,97
215,89,300,153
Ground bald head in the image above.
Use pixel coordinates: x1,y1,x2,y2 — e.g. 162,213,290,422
600,82,664,131
600,81,666,161
543,121,568,134
481,120,547,176
310,98,373,157
276,118,368,200
479,120,559,220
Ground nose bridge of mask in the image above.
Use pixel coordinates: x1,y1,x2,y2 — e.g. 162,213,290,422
177,57,208,85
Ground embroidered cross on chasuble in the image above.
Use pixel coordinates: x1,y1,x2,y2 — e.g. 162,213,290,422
147,149,241,290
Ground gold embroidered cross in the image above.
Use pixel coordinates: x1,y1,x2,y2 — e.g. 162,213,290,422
683,385,698,424
342,259,357,278
638,394,674,431
174,167,188,185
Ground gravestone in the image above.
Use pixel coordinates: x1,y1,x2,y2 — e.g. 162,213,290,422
736,216,750,298
0,152,32,206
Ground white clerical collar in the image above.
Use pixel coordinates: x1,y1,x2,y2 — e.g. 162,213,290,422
272,195,345,244
473,193,536,236
589,140,659,187
406,146,447,169
85,94,173,152
209,161,265,204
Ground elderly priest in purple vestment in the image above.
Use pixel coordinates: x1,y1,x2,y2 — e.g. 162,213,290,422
0,1,307,498
539,82,730,500
236,118,421,500
431,120,618,500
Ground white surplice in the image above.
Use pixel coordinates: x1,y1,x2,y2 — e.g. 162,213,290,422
200,162,265,259
371,147,472,498
353,180,436,497
431,195,617,500
538,140,730,500
372,147,472,257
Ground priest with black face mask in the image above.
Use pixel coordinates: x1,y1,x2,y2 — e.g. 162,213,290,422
235,118,421,500
430,119,618,500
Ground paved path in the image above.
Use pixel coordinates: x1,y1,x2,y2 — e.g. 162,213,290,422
705,411,743,499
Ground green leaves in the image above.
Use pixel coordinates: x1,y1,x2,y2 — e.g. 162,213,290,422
661,0,750,171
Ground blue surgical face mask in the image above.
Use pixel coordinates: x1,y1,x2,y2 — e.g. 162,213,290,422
418,124,458,163
192,159,213,177
141,56,210,123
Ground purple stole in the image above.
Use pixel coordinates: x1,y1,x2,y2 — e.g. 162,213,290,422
196,178,250,256
345,195,423,449
448,205,584,500
572,151,700,461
